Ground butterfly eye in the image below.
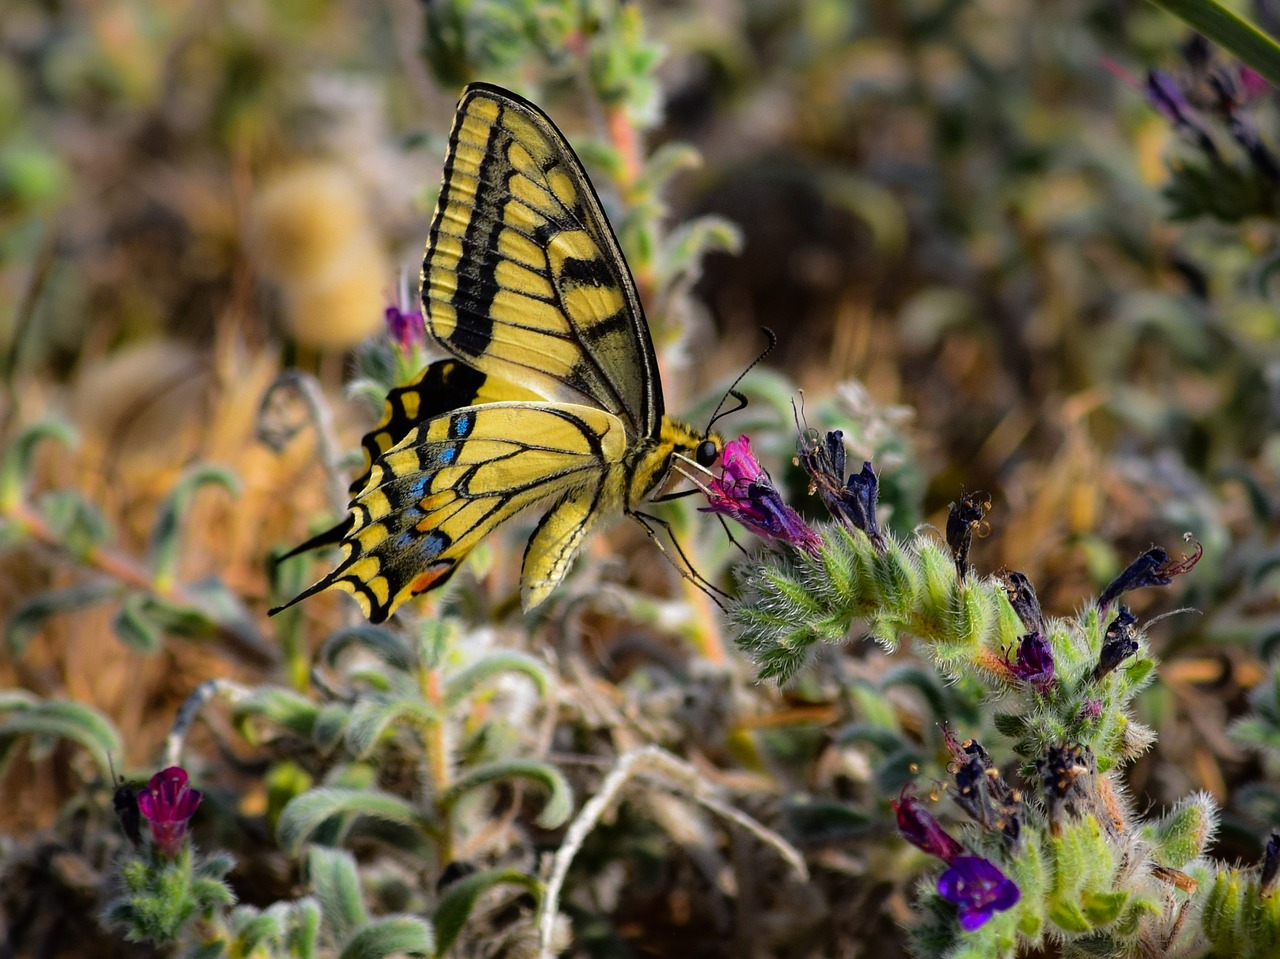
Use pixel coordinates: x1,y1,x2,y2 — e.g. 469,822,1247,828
695,440,720,468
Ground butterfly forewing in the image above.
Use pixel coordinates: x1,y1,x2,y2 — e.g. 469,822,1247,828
422,83,662,437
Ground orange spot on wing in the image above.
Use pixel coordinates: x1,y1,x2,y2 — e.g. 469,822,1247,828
409,561,454,596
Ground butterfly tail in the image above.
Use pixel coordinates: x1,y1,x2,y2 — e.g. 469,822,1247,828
272,515,355,565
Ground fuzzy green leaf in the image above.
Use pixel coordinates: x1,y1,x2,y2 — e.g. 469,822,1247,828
338,916,434,959
279,788,432,854
307,846,368,946
319,626,415,675
439,759,573,829
345,698,433,759
0,696,119,772
0,418,77,509
443,651,550,709
6,582,118,654
148,465,239,588
112,592,164,653
432,868,540,956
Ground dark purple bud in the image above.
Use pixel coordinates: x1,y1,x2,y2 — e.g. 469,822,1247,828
1005,632,1055,695
944,730,1022,848
946,492,991,581
1098,539,1203,610
937,855,1020,930
1093,606,1139,683
137,766,202,858
795,429,886,551
700,436,822,554
1262,833,1280,898
891,786,965,862
1000,570,1044,634
1037,743,1096,836
113,779,143,848
840,462,886,551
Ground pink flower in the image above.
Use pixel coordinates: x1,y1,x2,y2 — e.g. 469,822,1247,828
137,766,202,858
699,436,821,554
891,786,965,861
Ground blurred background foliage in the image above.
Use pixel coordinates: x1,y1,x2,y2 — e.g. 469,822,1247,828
3,0,1280,956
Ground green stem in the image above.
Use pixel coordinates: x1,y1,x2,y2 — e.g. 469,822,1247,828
1147,0,1280,89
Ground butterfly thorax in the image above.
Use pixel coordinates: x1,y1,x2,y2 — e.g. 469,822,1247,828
626,417,722,508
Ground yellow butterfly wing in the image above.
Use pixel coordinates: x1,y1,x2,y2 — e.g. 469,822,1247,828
280,403,627,622
273,84,713,622
422,82,664,434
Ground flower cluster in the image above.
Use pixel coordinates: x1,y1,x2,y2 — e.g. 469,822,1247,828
891,786,1020,931
794,427,885,550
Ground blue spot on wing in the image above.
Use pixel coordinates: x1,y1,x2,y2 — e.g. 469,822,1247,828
449,412,474,439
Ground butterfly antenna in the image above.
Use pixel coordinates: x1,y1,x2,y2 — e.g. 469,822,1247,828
705,327,778,432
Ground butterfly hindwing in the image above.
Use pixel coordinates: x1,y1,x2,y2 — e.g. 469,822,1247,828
352,358,539,495
285,402,628,623
422,83,663,436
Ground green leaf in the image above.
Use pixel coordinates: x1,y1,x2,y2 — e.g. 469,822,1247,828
1048,897,1091,933
443,651,549,708
37,490,112,557
338,916,434,959
345,698,433,759
148,465,239,589
307,846,369,946
0,696,120,771
432,868,540,956
232,687,321,742
6,582,118,654
112,592,164,653
278,788,433,854
0,417,77,509
319,626,415,675
1081,889,1129,927
439,759,573,829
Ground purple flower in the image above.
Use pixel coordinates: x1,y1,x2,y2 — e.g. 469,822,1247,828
937,856,1020,930
891,786,965,862
385,302,424,353
1098,538,1202,610
1006,631,1055,695
137,766,202,858
700,436,822,555
795,428,885,551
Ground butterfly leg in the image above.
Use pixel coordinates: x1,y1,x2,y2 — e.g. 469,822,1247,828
628,509,731,610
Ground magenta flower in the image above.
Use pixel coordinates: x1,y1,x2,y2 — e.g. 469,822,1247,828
891,786,964,861
137,766,202,858
700,436,821,554
937,855,1020,930
384,302,424,353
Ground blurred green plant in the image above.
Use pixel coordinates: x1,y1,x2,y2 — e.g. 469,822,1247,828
0,421,267,662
